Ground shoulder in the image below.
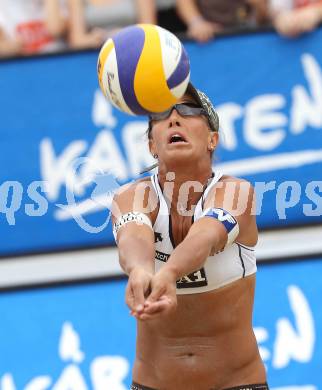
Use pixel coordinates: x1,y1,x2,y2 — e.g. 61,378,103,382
112,176,158,220
114,176,155,200
209,175,255,206
219,175,253,186
205,175,256,227
213,175,257,245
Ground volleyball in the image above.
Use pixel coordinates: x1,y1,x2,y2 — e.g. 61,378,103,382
97,24,190,115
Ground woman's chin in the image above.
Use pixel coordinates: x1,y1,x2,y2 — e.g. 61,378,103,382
162,149,199,165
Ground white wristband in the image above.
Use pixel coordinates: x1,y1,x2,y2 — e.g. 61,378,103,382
113,212,153,242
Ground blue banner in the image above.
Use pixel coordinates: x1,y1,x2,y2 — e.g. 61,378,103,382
0,258,321,389
1,29,322,254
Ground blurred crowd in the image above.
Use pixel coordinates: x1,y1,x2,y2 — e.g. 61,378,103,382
0,0,322,58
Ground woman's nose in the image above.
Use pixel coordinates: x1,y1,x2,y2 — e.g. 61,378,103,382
168,108,182,127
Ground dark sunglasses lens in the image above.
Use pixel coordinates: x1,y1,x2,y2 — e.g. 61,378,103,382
150,108,172,121
176,104,203,116
149,104,203,121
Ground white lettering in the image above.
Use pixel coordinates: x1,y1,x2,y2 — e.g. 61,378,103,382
253,181,276,215
177,180,203,216
290,54,322,134
25,377,52,390
90,356,129,390
122,122,154,176
304,181,322,216
25,181,48,217
92,90,117,128
273,285,315,368
193,270,206,283
276,181,301,219
59,322,85,364
78,130,127,191
244,95,287,150
254,327,270,362
132,181,158,215
222,181,250,217
52,365,87,390
215,208,235,223
216,103,243,151
177,274,193,283
0,323,131,390
161,172,175,216
0,374,16,390
40,138,87,201
0,181,23,225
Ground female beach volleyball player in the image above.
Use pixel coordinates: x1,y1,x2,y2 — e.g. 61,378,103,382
112,83,268,390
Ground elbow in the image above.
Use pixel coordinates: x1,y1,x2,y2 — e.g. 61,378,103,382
191,231,216,258
194,246,211,264
190,229,222,259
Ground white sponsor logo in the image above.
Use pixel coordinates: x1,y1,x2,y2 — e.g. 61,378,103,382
212,208,236,224
255,285,316,390
0,322,129,390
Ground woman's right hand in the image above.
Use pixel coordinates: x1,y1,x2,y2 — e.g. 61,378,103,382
137,267,178,321
126,267,153,316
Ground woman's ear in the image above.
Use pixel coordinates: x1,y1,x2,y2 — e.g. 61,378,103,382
208,132,219,151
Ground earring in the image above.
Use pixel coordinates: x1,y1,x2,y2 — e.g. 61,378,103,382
153,153,158,159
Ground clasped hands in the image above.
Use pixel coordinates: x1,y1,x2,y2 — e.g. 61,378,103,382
126,267,178,321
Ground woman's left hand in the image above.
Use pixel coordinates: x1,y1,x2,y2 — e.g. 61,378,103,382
136,268,178,320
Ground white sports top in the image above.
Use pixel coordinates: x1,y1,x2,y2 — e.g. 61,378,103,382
150,171,257,295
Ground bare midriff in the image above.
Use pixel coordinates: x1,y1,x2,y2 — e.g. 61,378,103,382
132,275,266,390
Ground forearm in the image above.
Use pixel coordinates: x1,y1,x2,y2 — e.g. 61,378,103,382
44,0,66,37
67,0,88,46
118,235,155,275
176,0,204,26
135,0,157,24
162,231,215,280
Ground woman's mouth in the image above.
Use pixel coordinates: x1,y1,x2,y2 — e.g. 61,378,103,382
168,132,188,144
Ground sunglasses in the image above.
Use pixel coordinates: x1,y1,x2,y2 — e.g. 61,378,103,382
149,103,207,122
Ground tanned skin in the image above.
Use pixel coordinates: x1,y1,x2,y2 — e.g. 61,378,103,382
112,94,266,390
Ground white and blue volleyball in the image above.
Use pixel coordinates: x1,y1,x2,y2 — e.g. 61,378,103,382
97,24,190,115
